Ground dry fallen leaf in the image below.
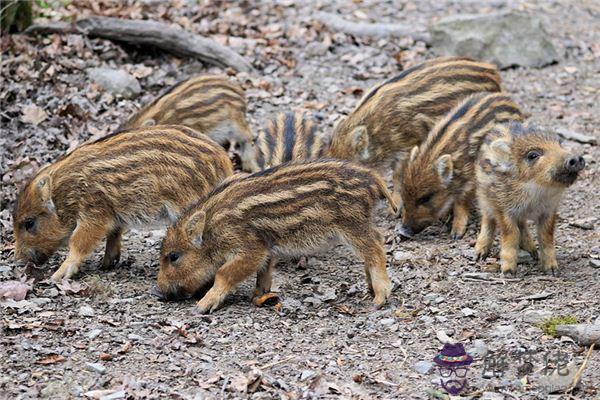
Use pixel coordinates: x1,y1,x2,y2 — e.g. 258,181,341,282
252,292,280,308
99,352,113,361
0,280,32,301
37,354,66,365
21,104,48,125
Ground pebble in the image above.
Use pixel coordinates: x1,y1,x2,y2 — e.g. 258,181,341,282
481,392,504,400
380,318,395,326
492,324,514,337
461,307,477,317
468,339,488,358
85,362,106,374
412,361,433,374
590,259,600,269
127,334,143,341
78,305,95,317
87,329,102,340
393,251,412,261
300,370,317,381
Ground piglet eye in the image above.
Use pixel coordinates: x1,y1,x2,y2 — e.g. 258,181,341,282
417,193,434,206
24,218,35,232
526,150,542,162
167,251,181,264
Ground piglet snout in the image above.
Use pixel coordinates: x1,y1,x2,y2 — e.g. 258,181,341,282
565,156,585,173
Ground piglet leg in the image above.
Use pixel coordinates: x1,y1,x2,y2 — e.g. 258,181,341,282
102,227,122,269
497,214,520,276
197,249,269,314
51,220,111,281
537,213,558,275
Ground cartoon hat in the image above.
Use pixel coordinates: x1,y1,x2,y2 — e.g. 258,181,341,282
433,343,473,367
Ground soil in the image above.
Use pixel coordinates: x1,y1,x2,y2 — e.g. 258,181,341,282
1,1,598,399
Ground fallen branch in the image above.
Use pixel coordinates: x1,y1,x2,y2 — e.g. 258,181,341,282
315,12,430,43
26,16,254,72
568,343,594,393
556,128,596,145
555,324,600,346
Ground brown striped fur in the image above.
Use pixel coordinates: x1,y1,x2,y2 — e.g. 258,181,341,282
394,93,524,239
13,125,233,281
475,122,585,275
255,111,329,169
121,75,259,172
328,57,502,171
156,160,398,313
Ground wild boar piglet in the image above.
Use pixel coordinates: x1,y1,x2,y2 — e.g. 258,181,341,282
255,111,328,169
121,75,258,172
394,92,524,239
475,122,585,275
156,160,398,313
328,57,502,176
13,126,233,281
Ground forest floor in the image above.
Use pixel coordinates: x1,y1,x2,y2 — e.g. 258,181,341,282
1,1,599,399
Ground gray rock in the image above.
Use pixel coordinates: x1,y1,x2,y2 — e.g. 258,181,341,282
590,259,600,269
282,297,302,311
481,392,504,400
412,360,433,374
430,11,558,69
300,370,317,381
86,68,141,98
492,324,514,337
468,339,489,358
379,318,395,326
85,362,106,374
522,309,553,324
393,251,412,262
518,249,534,262
127,334,143,341
537,361,577,393
78,305,95,317
87,329,102,340
305,42,329,57
461,307,477,317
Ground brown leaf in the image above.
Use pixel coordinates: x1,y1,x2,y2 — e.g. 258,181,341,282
342,86,364,97
37,354,66,365
118,341,132,354
21,104,48,125
99,353,113,361
252,292,280,308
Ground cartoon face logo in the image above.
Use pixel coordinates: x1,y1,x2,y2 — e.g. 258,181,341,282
433,343,473,395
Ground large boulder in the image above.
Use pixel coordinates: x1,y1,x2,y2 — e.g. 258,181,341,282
430,11,558,69
86,67,141,98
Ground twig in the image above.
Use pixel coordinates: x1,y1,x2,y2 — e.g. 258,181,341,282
556,128,597,145
26,16,253,72
259,355,296,370
567,343,595,393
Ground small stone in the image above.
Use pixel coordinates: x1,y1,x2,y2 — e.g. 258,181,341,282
468,339,488,358
522,309,553,324
434,296,445,304
86,68,141,99
305,42,329,57
435,316,448,323
481,392,504,400
300,370,317,381
590,259,600,269
85,362,106,374
78,305,95,317
303,296,322,307
423,293,437,305
492,324,514,337
412,361,433,374
87,329,102,340
393,251,412,262
518,249,534,262
380,318,395,326
127,334,143,341
461,307,477,317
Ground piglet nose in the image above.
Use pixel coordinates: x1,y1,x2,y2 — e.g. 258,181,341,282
565,156,585,172
150,285,165,300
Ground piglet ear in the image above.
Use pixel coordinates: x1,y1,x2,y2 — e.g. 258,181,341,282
186,210,206,248
37,175,55,213
487,139,514,173
436,154,454,186
351,125,370,161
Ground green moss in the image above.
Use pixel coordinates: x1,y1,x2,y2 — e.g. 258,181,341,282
538,316,578,337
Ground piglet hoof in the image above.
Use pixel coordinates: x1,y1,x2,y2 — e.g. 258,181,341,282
529,249,539,261
194,303,212,315
500,269,517,278
450,229,465,241
101,254,121,270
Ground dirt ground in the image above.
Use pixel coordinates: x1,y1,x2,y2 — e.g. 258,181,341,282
1,1,599,399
